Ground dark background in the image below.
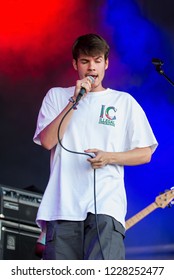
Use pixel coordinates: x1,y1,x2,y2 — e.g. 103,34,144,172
0,0,174,259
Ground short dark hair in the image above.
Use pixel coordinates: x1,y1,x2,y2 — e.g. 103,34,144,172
72,33,110,61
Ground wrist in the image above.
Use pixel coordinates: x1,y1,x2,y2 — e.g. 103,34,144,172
69,96,76,104
68,96,78,110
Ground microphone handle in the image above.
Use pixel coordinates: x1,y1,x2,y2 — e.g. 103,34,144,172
76,87,86,102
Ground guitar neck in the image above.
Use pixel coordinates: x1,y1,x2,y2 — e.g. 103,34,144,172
125,202,158,230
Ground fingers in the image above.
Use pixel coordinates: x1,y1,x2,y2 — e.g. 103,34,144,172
84,148,98,154
74,77,93,99
85,149,108,169
80,79,92,92
88,158,106,169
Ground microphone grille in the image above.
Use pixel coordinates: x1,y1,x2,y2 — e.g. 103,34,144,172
87,76,95,84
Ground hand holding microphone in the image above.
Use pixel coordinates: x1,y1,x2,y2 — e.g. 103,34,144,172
75,76,95,102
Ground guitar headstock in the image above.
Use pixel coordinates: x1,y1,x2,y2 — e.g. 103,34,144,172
155,187,174,208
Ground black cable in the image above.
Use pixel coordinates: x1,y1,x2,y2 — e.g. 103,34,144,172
57,102,105,260
93,167,105,260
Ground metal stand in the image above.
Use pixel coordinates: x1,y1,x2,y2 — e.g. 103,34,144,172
152,58,174,87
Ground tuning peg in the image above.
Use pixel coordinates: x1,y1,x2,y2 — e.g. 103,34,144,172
167,203,173,208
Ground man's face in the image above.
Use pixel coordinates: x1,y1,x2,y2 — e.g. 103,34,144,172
72,53,108,92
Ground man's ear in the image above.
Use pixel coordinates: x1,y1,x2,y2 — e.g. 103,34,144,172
105,58,109,70
72,59,78,70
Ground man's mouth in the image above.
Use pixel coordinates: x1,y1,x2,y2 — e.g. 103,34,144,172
87,74,98,81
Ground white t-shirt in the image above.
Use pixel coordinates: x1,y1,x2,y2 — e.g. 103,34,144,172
33,87,158,229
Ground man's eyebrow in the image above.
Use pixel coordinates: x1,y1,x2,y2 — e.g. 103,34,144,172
79,58,89,60
79,55,103,60
94,56,103,60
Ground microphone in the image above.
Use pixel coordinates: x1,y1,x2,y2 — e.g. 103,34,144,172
152,58,164,74
152,58,164,66
152,58,174,86
76,76,95,102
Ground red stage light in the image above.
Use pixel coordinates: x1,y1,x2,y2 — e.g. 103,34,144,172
0,0,91,79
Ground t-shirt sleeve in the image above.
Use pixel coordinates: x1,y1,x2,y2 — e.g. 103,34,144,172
125,98,158,153
33,88,59,145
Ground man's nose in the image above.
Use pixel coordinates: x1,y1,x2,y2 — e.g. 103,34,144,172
88,61,96,70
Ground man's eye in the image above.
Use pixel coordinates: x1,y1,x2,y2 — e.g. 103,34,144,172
96,60,102,63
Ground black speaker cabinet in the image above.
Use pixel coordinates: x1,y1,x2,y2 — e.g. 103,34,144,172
0,184,42,226
0,220,41,260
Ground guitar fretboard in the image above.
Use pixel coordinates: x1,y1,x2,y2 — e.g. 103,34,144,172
125,202,158,230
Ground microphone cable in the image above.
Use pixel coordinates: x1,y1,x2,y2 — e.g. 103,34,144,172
57,102,105,260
